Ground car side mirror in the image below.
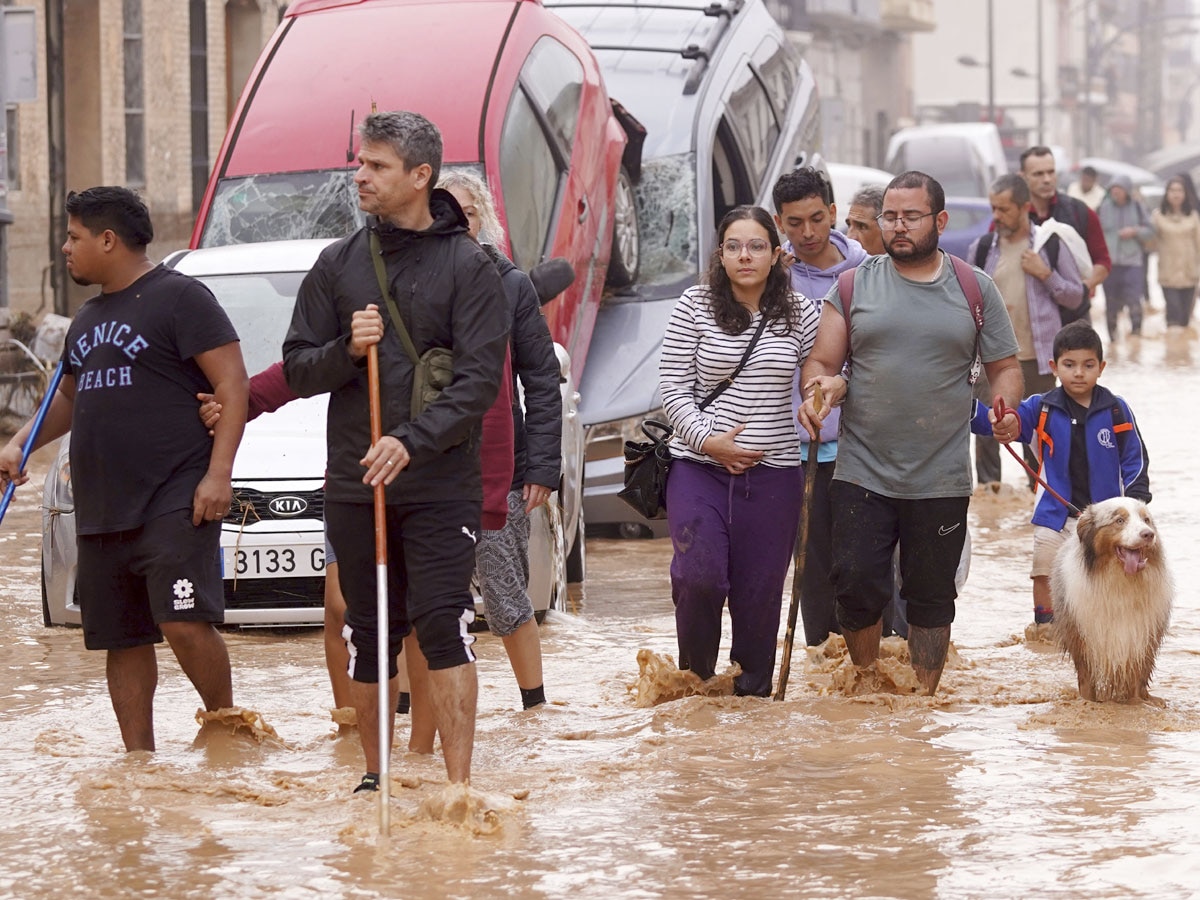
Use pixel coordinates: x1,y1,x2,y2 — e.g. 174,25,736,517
530,257,575,306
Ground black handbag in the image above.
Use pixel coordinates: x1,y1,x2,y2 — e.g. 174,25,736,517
617,315,769,521
617,420,674,520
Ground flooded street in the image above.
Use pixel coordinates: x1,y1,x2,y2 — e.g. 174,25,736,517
3,322,1200,898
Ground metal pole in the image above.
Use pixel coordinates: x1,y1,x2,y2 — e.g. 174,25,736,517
1084,0,1093,156
1036,0,1045,144
987,0,995,125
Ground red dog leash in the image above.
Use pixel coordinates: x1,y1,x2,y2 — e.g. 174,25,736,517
992,397,1083,517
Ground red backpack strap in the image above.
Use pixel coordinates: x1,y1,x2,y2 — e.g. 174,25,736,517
949,254,985,332
949,254,985,384
837,268,856,309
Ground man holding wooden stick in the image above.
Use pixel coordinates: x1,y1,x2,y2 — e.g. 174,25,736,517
283,111,508,792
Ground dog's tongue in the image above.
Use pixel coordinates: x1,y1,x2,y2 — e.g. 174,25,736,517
1117,547,1147,575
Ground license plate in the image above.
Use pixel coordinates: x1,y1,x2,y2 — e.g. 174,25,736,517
222,544,326,579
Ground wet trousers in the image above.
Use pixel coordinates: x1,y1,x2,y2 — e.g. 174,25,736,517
1162,286,1196,328
799,459,838,646
830,481,969,632
666,458,801,697
1105,264,1145,340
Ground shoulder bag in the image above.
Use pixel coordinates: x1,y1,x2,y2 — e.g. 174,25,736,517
617,314,770,520
369,230,455,419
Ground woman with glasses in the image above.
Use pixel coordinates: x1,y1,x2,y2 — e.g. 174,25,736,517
658,205,820,697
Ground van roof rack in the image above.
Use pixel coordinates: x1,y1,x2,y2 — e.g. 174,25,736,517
546,0,744,95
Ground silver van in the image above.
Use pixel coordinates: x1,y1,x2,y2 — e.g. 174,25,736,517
546,0,824,537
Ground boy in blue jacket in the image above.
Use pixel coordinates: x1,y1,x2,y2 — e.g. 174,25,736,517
971,320,1151,630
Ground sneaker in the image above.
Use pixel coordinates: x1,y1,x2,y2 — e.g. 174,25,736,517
354,773,380,794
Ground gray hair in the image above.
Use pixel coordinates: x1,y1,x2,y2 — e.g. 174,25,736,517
850,184,886,216
359,111,443,194
437,170,505,245
990,172,1030,205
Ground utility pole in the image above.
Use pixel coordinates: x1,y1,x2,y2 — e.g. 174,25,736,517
1084,0,1093,157
1036,0,1044,145
987,0,995,125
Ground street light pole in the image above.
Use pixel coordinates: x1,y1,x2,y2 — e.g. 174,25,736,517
1036,0,1044,144
1084,0,1093,157
987,0,995,125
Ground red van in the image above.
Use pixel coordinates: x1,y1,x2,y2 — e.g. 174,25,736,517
191,0,640,380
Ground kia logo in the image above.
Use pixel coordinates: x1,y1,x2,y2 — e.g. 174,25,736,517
268,495,309,517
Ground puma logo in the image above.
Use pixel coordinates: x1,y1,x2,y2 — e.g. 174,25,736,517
937,523,962,537
461,526,477,544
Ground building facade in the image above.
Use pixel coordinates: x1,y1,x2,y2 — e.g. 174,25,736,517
2,0,287,322
764,0,935,168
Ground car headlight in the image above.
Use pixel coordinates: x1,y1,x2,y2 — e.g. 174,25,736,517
584,407,666,463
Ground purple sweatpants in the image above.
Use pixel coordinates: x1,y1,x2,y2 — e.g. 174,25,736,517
665,458,802,696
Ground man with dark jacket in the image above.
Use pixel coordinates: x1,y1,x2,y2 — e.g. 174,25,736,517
1020,146,1111,325
282,111,509,792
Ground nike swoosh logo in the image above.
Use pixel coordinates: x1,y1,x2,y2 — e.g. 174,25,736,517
937,523,962,536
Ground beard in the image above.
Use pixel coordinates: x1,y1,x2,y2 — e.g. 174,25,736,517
68,272,93,287
884,226,940,264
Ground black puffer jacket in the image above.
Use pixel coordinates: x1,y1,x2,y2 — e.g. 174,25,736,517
483,244,563,491
283,190,509,504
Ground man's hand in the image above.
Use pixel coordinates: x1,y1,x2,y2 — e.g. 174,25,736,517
523,483,552,514
1020,249,1051,281
701,424,764,475
0,439,28,490
349,304,385,360
197,391,221,435
361,434,410,487
192,471,233,526
797,375,845,440
1118,226,1138,239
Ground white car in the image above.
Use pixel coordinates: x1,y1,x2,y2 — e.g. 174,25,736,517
40,240,584,628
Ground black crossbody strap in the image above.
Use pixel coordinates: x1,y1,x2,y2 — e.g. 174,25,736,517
369,230,422,366
698,313,770,411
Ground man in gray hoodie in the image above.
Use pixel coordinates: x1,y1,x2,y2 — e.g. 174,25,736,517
772,168,869,647
1097,174,1154,341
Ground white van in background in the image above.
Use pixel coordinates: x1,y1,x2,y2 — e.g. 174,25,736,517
885,123,1008,197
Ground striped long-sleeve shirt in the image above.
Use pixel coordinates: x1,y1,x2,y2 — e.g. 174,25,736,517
658,285,819,468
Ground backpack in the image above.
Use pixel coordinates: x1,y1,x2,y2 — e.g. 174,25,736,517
1035,400,1132,462
975,229,1090,327
837,255,985,385
973,231,1060,270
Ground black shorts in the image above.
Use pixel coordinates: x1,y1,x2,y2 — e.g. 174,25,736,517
325,499,480,681
76,510,224,651
830,481,969,631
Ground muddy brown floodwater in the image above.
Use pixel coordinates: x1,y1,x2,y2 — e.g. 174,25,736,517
2,322,1200,898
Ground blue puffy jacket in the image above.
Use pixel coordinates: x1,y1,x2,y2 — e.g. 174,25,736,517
971,384,1150,530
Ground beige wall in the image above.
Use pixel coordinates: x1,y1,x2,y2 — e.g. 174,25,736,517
3,0,287,321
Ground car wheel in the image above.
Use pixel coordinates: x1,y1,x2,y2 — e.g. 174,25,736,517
565,502,586,584
605,166,640,288
40,561,52,628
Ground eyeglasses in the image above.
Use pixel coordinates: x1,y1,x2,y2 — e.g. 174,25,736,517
721,239,772,256
876,212,935,230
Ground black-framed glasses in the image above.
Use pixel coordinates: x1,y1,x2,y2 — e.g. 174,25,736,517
876,212,935,230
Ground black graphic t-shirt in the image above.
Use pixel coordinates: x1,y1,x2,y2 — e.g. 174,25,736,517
62,266,239,534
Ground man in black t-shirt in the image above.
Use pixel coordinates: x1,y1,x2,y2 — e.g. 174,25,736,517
0,186,248,752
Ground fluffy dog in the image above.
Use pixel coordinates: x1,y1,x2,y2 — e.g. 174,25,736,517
1051,497,1173,704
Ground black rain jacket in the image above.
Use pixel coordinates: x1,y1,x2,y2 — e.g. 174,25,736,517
282,190,509,504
